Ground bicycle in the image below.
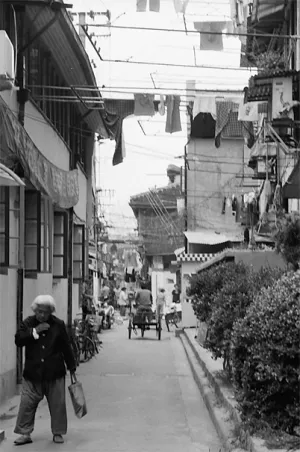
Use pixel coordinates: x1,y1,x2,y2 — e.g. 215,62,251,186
72,319,98,362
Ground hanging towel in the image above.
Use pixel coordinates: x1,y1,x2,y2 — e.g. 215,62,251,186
134,94,155,116
137,0,147,12
193,96,217,120
136,0,160,12
191,113,215,139
215,101,243,148
194,22,226,51
173,0,189,13
238,101,260,122
158,95,165,116
149,0,160,12
165,95,182,134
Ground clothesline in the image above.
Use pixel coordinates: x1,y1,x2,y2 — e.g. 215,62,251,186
85,23,300,40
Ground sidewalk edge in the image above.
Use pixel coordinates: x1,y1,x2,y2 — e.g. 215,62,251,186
179,333,234,452
183,330,257,452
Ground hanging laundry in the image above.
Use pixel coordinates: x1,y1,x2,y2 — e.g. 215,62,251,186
136,0,147,12
191,113,215,139
149,0,160,12
244,227,250,244
222,196,226,214
215,101,243,148
134,93,155,116
173,0,189,13
226,197,231,208
194,22,227,51
165,95,182,134
193,96,217,120
136,0,160,12
158,95,165,116
238,101,260,122
232,195,237,216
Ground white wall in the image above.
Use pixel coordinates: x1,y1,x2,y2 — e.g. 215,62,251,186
24,102,70,171
52,278,68,323
0,269,18,403
23,273,53,318
0,92,70,171
187,139,251,234
74,166,87,222
151,269,176,311
72,282,80,320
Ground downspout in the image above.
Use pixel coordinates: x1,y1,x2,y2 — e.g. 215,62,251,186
15,5,26,387
184,142,189,253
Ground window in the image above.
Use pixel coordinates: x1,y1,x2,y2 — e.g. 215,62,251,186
0,186,20,267
73,224,85,281
25,191,52,274
53,211,68,278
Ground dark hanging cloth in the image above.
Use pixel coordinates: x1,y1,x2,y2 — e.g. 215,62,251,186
191,112,216,139
221,196,226,214
244,227,250,244
103,99,159,166
103,100,135,166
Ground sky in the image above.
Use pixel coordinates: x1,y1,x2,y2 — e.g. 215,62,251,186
71,0,256,234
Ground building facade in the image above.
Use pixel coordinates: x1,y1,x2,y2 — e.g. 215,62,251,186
0,0,107,403
130,165,185,306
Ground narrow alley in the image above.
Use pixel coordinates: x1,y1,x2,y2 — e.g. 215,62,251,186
0,324,221,452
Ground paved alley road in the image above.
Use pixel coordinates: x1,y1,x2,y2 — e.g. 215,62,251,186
1,323,221,452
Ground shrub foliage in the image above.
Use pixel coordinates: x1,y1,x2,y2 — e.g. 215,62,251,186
274,212,300,270
231,271,300,433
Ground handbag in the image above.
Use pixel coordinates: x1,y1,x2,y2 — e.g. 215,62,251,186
68,373,87,419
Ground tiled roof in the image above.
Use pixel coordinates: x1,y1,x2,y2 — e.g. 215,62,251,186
245,71,300,101
130,185,182,209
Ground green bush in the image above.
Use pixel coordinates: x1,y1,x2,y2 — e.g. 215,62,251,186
232,271,300,433
206,265,282,373
189,261,241,323
274,212,300,270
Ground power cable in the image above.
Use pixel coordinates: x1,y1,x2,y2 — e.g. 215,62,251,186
83,27,259,71
84,22,300,40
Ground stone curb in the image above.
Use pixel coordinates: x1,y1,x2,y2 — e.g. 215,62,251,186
0,393,21,444
179,332,233,452
183,329,256,452
0,430,5,443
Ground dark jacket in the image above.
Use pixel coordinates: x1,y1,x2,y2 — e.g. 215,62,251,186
15,315,76,382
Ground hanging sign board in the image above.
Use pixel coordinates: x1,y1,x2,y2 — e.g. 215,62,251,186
272,77,293,120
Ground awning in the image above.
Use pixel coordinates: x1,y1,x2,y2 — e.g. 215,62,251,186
249,142,277,166
184,230,238,245
0,98,79,209
251,0,285,24
0,163,25,187
23,1,108,138
283,160,300,199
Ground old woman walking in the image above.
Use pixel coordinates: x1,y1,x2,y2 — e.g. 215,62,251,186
13,295,76,446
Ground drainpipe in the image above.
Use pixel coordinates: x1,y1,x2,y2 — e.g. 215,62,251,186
184,142,188,253
15,6,26,387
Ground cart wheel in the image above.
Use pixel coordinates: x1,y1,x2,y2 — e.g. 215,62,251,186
141,326,145,338
158,320,162,341
128,320,132,339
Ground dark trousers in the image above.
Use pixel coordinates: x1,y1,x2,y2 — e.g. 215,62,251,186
14,377,67,436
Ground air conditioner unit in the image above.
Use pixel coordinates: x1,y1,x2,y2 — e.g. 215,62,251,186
0,30,15,80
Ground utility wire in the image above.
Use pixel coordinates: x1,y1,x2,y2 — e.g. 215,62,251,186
84,23,300,40
83,26,258,72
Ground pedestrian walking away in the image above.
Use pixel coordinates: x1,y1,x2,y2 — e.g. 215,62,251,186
172,284,181,304
118,287,128,317
156,287,166,321
13,295,76,446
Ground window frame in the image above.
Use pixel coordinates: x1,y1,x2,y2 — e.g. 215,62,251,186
53,211,68,279
73,224,85,282
24,190,52,276
0,186,21,268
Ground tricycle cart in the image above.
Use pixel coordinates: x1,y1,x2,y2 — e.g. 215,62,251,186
128,307,162,340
